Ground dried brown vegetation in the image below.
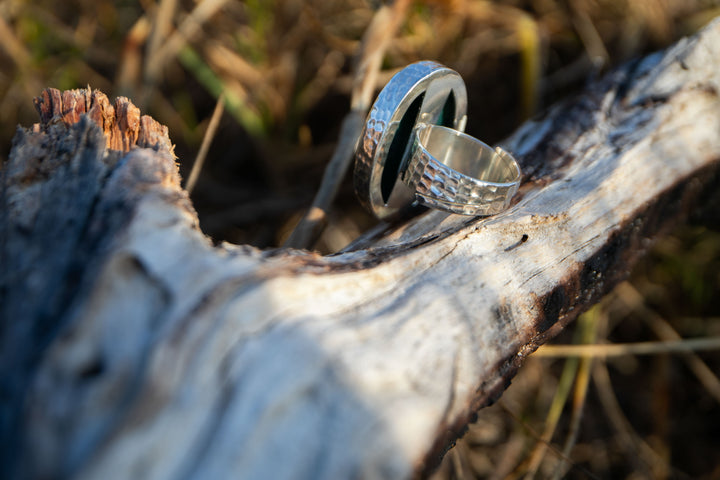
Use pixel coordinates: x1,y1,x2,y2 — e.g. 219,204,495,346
1,1,719,478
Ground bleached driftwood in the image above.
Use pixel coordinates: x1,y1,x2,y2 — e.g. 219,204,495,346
2,19,720,480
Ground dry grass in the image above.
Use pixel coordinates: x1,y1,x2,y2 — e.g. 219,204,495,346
1,1,719,477
431,229,720,479
2,0,716,247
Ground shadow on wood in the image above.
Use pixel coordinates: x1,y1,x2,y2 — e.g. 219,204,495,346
1,18,720,480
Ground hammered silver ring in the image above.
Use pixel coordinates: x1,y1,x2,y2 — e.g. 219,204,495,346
353,61,521,219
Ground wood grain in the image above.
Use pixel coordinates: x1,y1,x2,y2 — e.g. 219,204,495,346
2,19,720,480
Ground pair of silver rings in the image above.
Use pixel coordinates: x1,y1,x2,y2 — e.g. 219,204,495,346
354,61,521,219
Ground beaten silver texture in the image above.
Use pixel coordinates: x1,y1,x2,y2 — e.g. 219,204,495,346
354,61,521,219
403,124,521,216
353,61,467,219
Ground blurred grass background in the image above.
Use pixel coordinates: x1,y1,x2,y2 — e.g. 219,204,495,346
1,0,719,478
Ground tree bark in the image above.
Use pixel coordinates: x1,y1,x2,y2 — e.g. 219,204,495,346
2,19,720,480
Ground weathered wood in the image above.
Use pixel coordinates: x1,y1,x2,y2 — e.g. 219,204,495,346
2,19,720,480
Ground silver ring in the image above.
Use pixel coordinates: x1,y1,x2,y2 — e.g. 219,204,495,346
403,123,521,216
353,61,521,219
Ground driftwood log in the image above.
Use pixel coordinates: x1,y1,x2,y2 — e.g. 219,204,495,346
2,19,720,480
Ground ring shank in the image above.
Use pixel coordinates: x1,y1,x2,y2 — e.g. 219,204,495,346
353,62,468,220
402,123,521,215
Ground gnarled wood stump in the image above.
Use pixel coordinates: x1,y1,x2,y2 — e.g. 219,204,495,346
2,18,720,480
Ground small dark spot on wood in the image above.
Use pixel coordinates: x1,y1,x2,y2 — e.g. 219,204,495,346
504,234,529,252
699,84,719,97
79,357,105,379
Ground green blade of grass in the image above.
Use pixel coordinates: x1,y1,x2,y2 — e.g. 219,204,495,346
177,45,265,137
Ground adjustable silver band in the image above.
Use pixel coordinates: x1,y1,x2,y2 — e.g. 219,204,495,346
353,61,521,219
353,61,468,220
402,123,521,216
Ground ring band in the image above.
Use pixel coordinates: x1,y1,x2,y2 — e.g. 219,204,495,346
353,61,468,220
353,61,521,219
403,123,521,216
